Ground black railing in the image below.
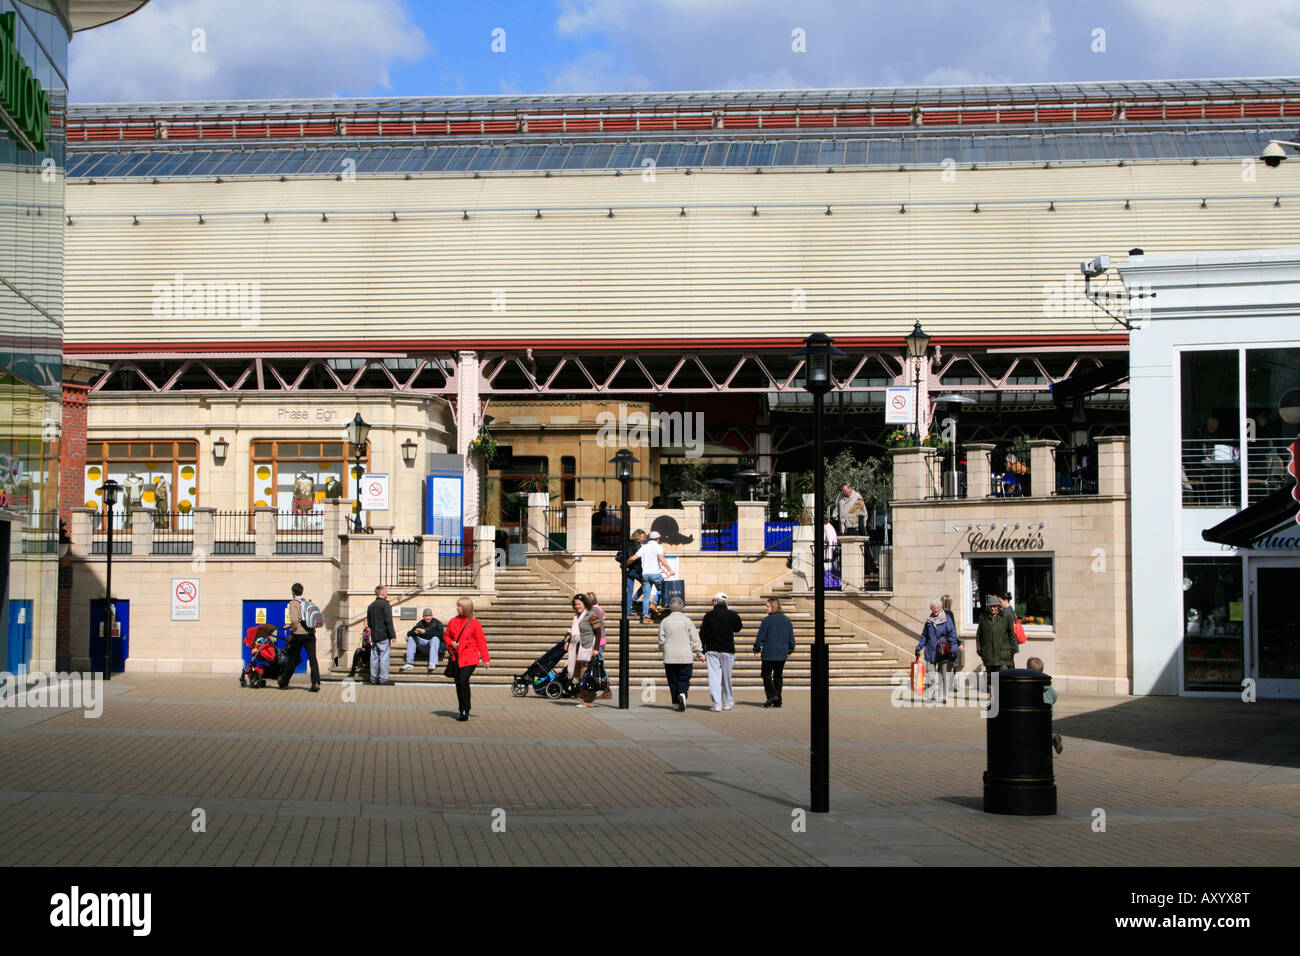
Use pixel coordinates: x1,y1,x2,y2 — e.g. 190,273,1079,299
702,501,738,552
276,510,323,555
1247,438,1293,505
91,510,132,554
540,506,567,551
151,512,195,555
924,455,968,499
866,544,893,591
439,538,474,587
1052,444,1098,496
380,537,421,589
985,448,1031,497
213,511,255,555
22,510,60,555
591,510,623,551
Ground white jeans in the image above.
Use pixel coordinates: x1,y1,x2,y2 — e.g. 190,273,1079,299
706,651,735,708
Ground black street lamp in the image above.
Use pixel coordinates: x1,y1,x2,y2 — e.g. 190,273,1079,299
610,448,638,710
793,331,842,813
98,479,121,680
346,413,371,533
905,321,931,446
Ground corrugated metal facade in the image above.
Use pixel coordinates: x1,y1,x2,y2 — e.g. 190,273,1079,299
63,161,1300,349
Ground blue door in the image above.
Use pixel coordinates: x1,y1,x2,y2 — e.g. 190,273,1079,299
5,599,32,674
89,599,130,673
240,600,307,673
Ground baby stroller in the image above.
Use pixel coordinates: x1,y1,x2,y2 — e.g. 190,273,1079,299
511,638,573,699
240,624,290,688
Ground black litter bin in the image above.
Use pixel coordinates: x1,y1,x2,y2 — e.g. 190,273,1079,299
983,667,1056,815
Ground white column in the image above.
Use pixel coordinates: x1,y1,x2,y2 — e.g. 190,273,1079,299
455,350,483,527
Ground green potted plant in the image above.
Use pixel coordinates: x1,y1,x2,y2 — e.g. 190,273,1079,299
467,429,497,465
885,428,913,448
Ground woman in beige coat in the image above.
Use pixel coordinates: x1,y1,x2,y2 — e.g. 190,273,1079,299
658,596,704,711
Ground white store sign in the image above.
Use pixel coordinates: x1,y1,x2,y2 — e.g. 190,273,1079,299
885,387,915,425
360,474,390,511
171,578,200,621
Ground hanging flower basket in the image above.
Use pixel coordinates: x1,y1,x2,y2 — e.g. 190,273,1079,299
467,430,497,464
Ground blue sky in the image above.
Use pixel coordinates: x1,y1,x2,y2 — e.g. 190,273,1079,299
70,0,1300,103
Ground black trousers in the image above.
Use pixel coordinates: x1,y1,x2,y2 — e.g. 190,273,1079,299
761,660,786,701
663,663,693,702
281,630,320,686
454,664,477,714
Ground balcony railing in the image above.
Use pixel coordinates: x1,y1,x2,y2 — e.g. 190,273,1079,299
763,521,798,551
1182,439,1240,508
275,510,323,555
91,511,131,554
1051,444,1098,496
702,502,738,552
924,454,967,499
151,512,194,555
1247,438,1294,505
439,538,474,587
983,447,1030,498
539,506,567,552
213,511,255,555
380,537,420,589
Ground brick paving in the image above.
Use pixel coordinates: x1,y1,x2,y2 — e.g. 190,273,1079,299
0,674,1296,866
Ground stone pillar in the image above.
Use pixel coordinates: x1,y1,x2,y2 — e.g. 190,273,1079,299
526,492,549,552
736,500,766,552
322,500,345,561
343,531,382,593
455,351,484,529
1027,440,1057,497
130,508,152,555
627,501,648,538
566,500,593,551
791,525,813,594
964,443,995,498
1095,435,1129,496
71,507,95,554
839,534,866,590
254,506,277,557
679,501,703,546
889,446,936,502
475,526,496,592
193,507,216,560
419,535,442,588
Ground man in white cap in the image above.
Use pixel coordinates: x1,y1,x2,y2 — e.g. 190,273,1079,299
634,529,674,623
700,592,743,711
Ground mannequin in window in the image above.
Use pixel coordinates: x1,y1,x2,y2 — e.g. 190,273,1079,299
123,472,144,528
293,472,316,529
153,476,170,529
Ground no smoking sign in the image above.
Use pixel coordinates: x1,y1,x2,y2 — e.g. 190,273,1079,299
171,577,200,621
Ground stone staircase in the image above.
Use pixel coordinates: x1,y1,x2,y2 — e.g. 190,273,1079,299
329,566,908,686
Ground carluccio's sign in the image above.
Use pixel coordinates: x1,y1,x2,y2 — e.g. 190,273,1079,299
0,12,50,153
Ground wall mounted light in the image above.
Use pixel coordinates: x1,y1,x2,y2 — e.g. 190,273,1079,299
401,438,418,466
212,437,228,465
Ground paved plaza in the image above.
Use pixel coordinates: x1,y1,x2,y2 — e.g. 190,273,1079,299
0,675,1297,866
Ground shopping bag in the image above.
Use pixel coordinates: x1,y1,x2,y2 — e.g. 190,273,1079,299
910,657,926,696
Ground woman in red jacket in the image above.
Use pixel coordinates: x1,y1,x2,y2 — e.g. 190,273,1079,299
446,596,490,721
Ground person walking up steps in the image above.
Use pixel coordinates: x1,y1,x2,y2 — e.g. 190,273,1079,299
753,597,795,707
701,592,742,711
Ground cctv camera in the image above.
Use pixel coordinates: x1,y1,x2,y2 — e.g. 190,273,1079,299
1260,141,1287,167
1079,254,1110,278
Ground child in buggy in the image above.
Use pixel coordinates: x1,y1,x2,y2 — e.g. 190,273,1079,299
241,623,289,688
511,638,574,699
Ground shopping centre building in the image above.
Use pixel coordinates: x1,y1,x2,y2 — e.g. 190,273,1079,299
45,76,1300,694
0,0,149,680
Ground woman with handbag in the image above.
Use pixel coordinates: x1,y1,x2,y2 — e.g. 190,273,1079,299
445,597,490,721
917,599,958,702
565,593,602,707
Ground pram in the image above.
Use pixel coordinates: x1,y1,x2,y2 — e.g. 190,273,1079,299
240,624,290,688
511,638,573,699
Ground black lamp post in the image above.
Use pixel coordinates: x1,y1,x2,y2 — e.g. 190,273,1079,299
346,413,371,533
793,331,842,813
611,448,638,710
98,479,121,680
905,321,931,446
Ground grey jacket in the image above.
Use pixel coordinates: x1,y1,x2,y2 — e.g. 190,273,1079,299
658,611,703,664
573,610,601,649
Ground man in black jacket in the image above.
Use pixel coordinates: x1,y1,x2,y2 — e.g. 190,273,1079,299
366,585,396,685
701,592,743,711
400,607,443,674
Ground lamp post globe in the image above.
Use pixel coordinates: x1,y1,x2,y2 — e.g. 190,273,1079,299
609,448,639,710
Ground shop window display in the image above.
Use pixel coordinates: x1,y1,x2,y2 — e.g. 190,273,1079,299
84,441,198,530
966,555,1055,628
250,441,363,529
1182,558,1244,691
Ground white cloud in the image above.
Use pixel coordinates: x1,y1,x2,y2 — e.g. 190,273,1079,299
69,0,429,102
1125,0,1300,75
545,50,653,94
